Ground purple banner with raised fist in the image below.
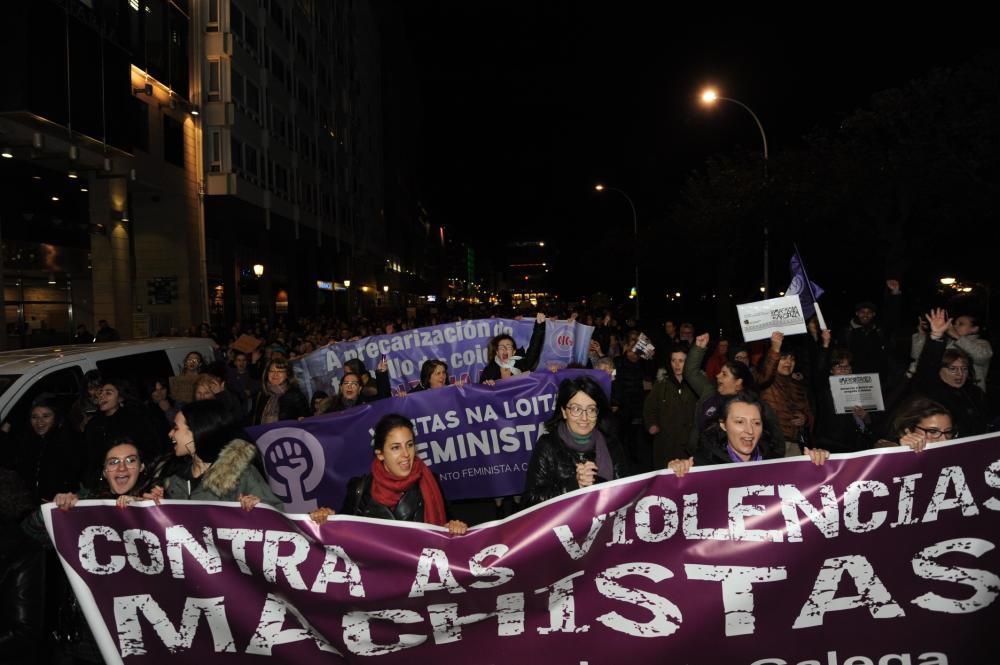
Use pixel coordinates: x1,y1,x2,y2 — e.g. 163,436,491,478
46,436,998,664
291,318,593,398
248,369,610,513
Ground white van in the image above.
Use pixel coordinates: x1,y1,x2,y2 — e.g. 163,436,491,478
0,338,218,430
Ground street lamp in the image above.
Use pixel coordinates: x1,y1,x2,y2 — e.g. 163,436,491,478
595,183,640,321
700,86,771,296
252,264,264,278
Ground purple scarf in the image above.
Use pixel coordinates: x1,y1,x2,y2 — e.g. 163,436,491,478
557,422,614,481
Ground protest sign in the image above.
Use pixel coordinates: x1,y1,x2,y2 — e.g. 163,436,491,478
737,295,808,342
292,318,593,398
830,373,885,413
248,369,609,512
47,435,999,664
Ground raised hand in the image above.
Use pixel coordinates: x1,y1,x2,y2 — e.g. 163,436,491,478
695,333,710,349
770,331,784,350
925,308,951,339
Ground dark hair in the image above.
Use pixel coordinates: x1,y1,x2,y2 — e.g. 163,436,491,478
940,348,975,383
722,360,755,392
181,399,244,463
487,334,517,363
142,377,171,400
830,348,852,367
264,358,297,387
544,376,611,431
84,369,103,388
183,351,207,371
420,359,448,388
889,397,952,440
709,392,775,454
372,413,414,452
101,377,140,407
344,358,367,378
96,436,151,497
312,390,329,402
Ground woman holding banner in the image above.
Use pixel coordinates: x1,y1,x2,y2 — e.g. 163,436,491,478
668,393,830,477
877,397,955,452
146,400,281,510
310,414,467,534
409,359,450,392
523,375,628,506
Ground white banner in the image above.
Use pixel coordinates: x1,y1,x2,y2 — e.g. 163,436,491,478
736,295,808,342
829,372,885,413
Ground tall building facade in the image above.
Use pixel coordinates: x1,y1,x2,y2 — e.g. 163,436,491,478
0,0,419,348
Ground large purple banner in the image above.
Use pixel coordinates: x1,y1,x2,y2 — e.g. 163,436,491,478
248,369,610,512
47,436,998,664
292,318,594,397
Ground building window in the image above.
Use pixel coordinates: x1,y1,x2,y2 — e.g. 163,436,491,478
209,130,222,172
207,60,221,102
163,115,184,167
231,137,244,172
206,0,220,31
231,68,244,105
245,81,260,119
245,145,259,183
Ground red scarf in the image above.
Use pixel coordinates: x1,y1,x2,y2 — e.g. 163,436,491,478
369,455,447,526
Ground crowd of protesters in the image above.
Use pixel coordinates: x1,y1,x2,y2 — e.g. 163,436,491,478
0,278,996,663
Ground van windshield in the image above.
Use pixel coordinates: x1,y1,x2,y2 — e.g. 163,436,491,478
0,375,19,398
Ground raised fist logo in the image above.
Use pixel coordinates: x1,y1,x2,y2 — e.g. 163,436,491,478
255,427,326,512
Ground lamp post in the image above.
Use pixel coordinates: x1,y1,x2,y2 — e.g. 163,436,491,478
700,87,771,296
343,279,351,318
595,184,640,321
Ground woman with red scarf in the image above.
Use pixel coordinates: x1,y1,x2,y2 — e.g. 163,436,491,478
309,414,467,534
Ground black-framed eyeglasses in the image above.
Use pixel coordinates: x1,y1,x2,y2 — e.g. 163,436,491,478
105,455,140,469
914,425,956,441
941,365,970,375
341,381,360,388
565,404,599,419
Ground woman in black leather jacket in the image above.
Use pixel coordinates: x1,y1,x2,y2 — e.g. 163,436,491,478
309,414,467,535
523,375,628,507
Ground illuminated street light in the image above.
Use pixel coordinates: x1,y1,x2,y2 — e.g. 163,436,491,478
939,277,957,286
252,264,264,277
383,285,389,293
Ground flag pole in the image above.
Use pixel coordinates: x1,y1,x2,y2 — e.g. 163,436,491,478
793,243,827,330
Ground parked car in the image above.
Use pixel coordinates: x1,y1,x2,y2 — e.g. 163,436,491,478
0,338,217,436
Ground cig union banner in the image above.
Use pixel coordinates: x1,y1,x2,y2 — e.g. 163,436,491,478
45,435,998,664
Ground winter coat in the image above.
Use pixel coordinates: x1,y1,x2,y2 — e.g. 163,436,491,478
2,425,84,505
522,426,628,507
162,439,283,508
479,320,546,382
0,525,45,665
643,376,698,464
909,331,992,393
250,384,311,425
912,337,989,437
340,473,453,523
759,374,814,447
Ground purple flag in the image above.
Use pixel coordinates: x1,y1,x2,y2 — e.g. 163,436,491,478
786,251,824,319
247,369,611,512
292,318,594,399
46,435,998,664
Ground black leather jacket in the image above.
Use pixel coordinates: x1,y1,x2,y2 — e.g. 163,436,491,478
0,526,44,664
341,474,427,523
523,426,628,507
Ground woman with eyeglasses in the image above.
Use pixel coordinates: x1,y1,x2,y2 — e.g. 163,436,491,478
327,359,391,413
250,358,310,425
878,397,955,452
523,376,628,507
911,308,987,437
812,333,877,454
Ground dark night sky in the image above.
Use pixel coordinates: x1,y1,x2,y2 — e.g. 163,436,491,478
394,5,993,299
